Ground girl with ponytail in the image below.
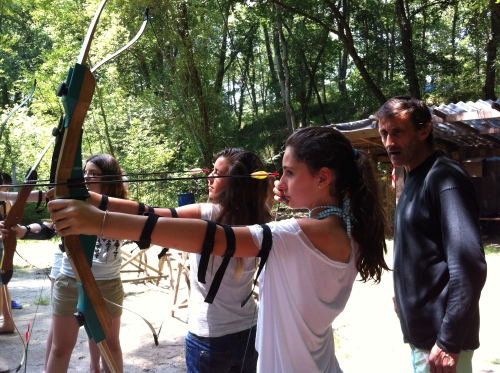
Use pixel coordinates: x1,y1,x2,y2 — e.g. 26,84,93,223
49,126,389,373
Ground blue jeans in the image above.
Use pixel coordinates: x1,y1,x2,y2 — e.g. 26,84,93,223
185,326,258,373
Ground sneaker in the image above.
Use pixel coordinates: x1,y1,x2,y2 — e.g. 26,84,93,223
11,300,23,309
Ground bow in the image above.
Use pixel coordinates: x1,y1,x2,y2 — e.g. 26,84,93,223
52,2,150,372
52,0,118,371
0,80,40,372
0,143,55,372
0,80,37,143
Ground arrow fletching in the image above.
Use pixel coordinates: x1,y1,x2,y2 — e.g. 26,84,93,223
188,168,210,173
250,171,279,179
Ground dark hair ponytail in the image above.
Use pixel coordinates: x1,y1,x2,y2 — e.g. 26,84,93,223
349,150,389,283
286,126,388,283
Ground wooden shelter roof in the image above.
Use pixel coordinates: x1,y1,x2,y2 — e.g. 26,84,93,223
329,99,500,163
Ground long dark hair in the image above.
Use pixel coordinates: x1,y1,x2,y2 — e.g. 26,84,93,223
210,148,272,279
211,148,272,225
285,126,389,283
85,154,128,199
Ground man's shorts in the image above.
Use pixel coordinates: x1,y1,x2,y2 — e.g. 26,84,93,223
410,344,474,373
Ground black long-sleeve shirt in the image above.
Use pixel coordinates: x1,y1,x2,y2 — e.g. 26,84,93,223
393,150,487,353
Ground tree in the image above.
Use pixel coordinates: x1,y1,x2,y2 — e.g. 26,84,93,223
483,0,500,99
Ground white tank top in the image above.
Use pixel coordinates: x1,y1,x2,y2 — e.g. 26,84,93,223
248,218,358,373
187,203,258,337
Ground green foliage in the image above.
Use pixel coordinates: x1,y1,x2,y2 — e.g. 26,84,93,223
35,295,50,306
0,0,497,211
484,245,500,256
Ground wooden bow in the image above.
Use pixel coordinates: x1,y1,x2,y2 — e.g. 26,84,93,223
51,3,151,371
0,79,38,372
52,1,118,371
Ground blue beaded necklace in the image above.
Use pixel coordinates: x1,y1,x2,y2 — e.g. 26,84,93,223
308,198,353,238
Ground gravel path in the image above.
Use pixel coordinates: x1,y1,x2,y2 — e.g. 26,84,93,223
1,240,499,372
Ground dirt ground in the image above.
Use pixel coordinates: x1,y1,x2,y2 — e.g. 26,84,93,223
1,239,499,373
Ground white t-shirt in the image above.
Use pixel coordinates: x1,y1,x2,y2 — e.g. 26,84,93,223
60,237,123,280
187,203,258,337
248,218,358,373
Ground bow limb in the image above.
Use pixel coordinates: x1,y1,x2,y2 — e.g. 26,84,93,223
91,7,150,73
0,80,37,142
104,298,159,346
0,176,36,373
0,79,38,290
53,0,118,372
0,180,37,285
0,135,57,372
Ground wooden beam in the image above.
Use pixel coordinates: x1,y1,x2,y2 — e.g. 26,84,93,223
433,108,500,123
451,121,480,134
341,128,380,141
480,128,500,135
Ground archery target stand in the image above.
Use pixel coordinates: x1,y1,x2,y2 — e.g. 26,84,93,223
120,243,173,287
170,250,190,319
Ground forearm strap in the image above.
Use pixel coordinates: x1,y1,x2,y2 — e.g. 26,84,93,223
138,202,155,215
197,220,217,284
137,214,160,249
21,222,57,240
204,224,236,304
98,195,108,211
137,202,145,215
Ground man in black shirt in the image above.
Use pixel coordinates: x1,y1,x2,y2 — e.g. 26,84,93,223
375,97,487,373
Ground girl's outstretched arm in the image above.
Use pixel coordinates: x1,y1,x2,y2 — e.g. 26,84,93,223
0,190,45,202
86,191,202,218
48,199,259,258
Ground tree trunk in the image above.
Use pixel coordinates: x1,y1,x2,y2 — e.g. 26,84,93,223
323,0,387,104
249,64,259,118
1,78,9,110
483,0,500,100
272,5,296,133
268,0,387,104
214,3,230,94
338,49,348,95
263,25,282,101
394,0,421,98
94,84,115,158
450,0,458,77
176,2,212,166
297,29,329,125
